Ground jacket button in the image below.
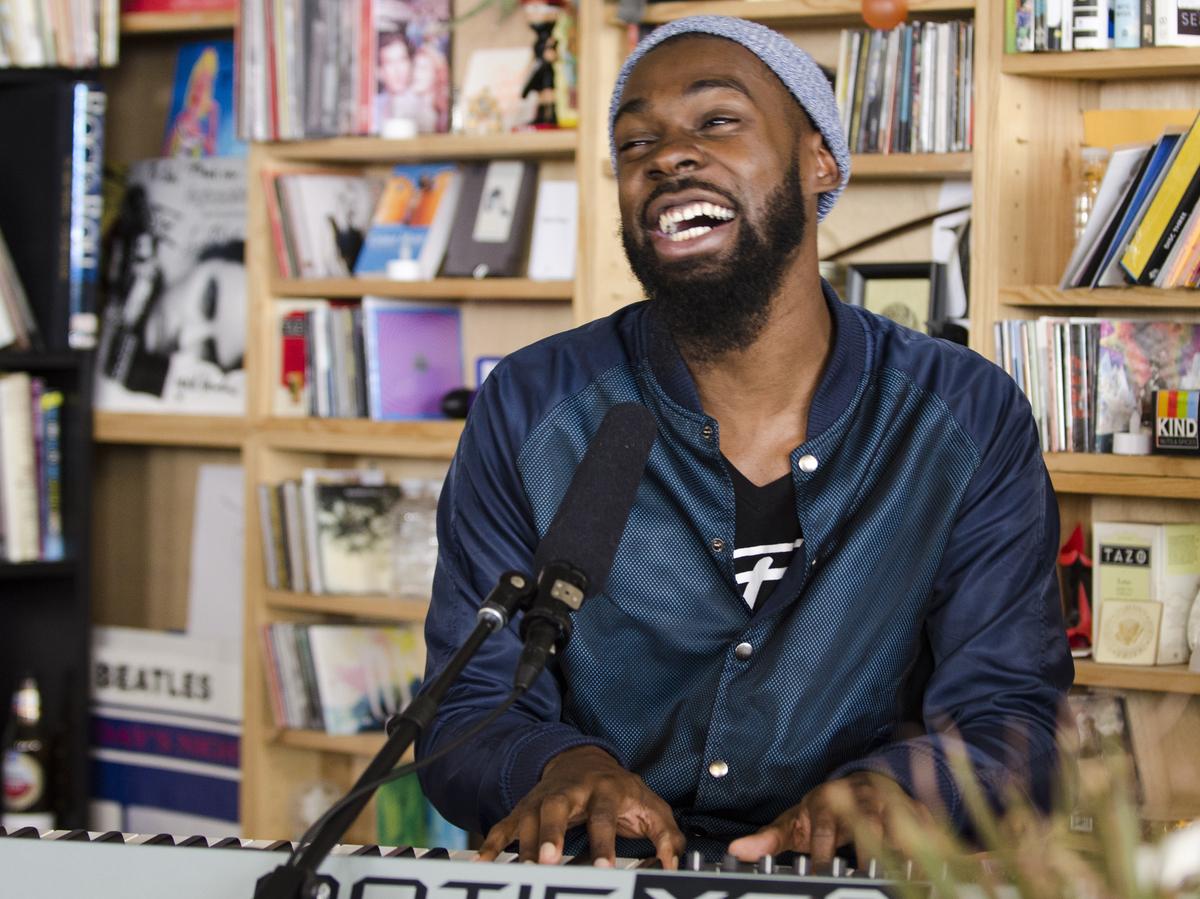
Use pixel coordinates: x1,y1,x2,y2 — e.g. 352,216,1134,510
708,760,729,778
798,454,819,473
701,424,714,441
710,537,725,553
735,642,753,660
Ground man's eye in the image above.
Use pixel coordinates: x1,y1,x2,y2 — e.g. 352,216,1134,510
702,116,737,128
618,137,653,152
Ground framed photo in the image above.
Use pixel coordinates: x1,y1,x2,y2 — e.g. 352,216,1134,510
845,262,947,335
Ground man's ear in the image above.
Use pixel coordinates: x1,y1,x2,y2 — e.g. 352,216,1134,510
804,131,840,195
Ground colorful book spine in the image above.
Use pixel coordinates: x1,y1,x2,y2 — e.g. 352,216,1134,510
40,391,64,561
68,83,106,351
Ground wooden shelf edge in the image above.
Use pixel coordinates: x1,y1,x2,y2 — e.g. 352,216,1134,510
851,152,972,179
614,0,973,26
263,130,577,163
264,591,429,622
1001,285,1200,308
94,411,247,448
259,418,463,458
120,10,237,34
1044,453,1200,497
1074,660,1200,694
274,729,395,757
1001,46,1200,80
272,277,574,301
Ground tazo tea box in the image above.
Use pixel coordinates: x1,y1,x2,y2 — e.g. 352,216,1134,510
1093,522,1200,665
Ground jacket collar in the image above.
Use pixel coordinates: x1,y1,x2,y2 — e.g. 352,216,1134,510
642,279,867,442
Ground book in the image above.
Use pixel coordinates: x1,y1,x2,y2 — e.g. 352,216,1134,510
0,373,39,562
1058,143,1152,289
0,81,105,352
313,482,402,595
122,0,235,10
459,47,537,135
1155,0,1200,43
361,297,463,420
371,0,453,136
299,467,386,594
305,624,425,735
273,172,381,278
353,164,462,280
94,157,247,415
163,39,245,158
0,227,42,351
39,391,64,562
273,298,326,417
441,161,538,279
1122,111,1200,284
527,179,578,281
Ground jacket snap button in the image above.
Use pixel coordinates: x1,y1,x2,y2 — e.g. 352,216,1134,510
708,760,729,778
710,537,725,552
735,642,753,660
798,454,819,473
701,424,714,440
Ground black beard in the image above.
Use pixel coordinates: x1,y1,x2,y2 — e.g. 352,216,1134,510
621,166,807,363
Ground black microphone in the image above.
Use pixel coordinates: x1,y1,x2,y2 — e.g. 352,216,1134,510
514,403,658,691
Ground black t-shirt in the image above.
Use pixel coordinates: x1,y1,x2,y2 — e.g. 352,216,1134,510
726,461,803,611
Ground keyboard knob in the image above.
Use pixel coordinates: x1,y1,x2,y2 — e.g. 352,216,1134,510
720,853,741,872
793,853,810,876
756,854,775,875
830,858,845,877
861,857,878,879
686,849,705,872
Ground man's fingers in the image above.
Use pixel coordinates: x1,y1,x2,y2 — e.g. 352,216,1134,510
517,811,541,862
808,804,842,864
727,820,787,861
650,822,686,870
537,795,572,864
584,796,619,867
477,817,517,862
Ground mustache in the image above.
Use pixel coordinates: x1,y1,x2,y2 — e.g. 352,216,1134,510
640,177,741,228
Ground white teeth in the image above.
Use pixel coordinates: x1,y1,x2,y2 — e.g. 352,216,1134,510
666,225,713,242
656,200,735,235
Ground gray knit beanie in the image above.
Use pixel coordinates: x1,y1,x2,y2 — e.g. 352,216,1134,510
608,15,850,221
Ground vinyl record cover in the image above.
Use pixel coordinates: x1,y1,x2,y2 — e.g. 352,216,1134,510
354,164,461,279
314,482,402,595
362,297,463,419
441,161,537,278
94,157,247,415
163,39,245,158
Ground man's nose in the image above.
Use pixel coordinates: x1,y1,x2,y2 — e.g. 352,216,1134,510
646,133,705,179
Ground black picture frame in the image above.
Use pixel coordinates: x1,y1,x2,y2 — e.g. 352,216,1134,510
845,262,947,335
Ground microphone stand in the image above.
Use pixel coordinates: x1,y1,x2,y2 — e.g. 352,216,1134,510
253,571,537,899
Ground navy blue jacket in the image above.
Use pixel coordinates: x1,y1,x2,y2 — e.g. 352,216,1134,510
417,287,1074,850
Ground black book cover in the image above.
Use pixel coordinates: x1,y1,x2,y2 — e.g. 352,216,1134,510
0,79,105,352
441,160,538,278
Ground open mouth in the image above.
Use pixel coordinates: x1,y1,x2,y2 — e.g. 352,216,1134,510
654,200,737,243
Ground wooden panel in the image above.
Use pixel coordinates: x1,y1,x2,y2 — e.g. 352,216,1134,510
850,153,973,179
264,130,577,163
260,419,463,458
92,444,241,631
1124,692,1200,818
120,10,237,33
94,412,247,447
1001,286,1200,309
1052,472,1200,499
99,39,183,164
621,0,974,25
271,278,574,301
461,301,576,383
265,592,430,622
1074,661,1200,694
276,730,394,758
1001,47,1200,80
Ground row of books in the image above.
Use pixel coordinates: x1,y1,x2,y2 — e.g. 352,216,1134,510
238,0,452,141
1008,0,1200,51
834,21,974,156
0,0,118,68
265,161,576,283
1062,112,1200,290
994,317,1200,453
256,469,441,596
0,231,41,352
0,80,106,353
260,621,425,735
274,296,463,421
0,372,65,563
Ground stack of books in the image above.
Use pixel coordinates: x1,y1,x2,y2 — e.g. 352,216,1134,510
0,0,119,68
0,372,65,563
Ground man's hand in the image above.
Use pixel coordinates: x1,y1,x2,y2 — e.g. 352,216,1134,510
726,771,932,865
476,745,686,868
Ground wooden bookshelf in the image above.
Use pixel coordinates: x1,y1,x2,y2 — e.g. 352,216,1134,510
610,0,974,26
94,411,247,447
1001,285,1200,308
275,729,393,758
120,10,238,34
850,152,972,179
271,277,574,302
1000,46,1200,80
265,130,578,164
1074,660,1200,695
264,590,430,623
259,418,464,458
1045,454,1200,499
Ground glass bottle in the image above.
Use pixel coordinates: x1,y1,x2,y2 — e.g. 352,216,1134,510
1074,147,1110,243
2,675,55,831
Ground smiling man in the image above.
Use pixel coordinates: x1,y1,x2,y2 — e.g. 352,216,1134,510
417,16,1072,871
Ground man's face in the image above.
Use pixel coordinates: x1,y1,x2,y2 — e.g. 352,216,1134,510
380,40,412,94
612,36,813,360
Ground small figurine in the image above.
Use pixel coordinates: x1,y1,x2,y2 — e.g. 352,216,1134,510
521,0,566,128
1059,523,1093,657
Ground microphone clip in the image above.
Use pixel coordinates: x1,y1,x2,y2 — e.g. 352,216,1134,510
519,559,587,651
